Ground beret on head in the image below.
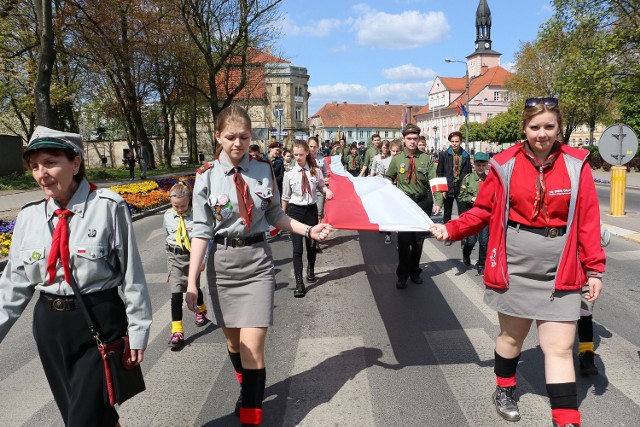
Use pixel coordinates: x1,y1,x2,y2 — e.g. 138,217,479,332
268,141,281,149
402,124,420,136
448,131,463,142
474,152,489,162
24,126,84,158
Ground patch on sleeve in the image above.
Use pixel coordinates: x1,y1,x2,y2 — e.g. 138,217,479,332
197,161,213,175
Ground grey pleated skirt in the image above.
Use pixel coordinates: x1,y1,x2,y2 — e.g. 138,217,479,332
206,240,276,327
484,224,581,321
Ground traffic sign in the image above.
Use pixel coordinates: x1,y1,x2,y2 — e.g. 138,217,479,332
598,124,638,165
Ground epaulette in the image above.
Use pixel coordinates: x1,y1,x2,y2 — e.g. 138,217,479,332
254,156,271,165
95,188,125,204
197,161,214,175
21,198,46,210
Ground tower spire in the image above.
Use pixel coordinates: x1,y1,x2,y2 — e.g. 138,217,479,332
475,0,492,52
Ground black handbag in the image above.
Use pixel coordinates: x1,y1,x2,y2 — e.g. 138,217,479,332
68,277,146,406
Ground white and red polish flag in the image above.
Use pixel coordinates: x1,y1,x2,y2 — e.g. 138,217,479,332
324,156,433,232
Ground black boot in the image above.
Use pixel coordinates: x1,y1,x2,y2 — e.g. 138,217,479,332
462,245,472,266
306,264,316,282
294,272,306,298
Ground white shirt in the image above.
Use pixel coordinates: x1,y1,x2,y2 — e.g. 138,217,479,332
370,154,393,177
281,163,326,206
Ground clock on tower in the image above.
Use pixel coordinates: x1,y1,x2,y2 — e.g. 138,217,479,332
484,42,490,49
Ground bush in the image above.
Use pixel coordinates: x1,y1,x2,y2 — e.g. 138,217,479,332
629,157,640,172
602,161,612,171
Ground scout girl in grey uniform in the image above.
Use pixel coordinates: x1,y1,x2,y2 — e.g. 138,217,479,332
0,126,152,427
164,180,207,350
282,140,334,298
185,106,332,426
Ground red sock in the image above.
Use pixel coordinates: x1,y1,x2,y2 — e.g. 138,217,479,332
496,375,516,387
239,407,263,425
235,370,243,383
551,408,580,426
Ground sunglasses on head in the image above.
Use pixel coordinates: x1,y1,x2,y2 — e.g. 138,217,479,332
525,97,558,108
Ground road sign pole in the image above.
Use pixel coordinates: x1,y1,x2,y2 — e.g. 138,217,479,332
610,165,627,216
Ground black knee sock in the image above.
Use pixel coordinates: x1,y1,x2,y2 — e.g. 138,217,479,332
171,292,183,321
494,351,520,379
577,315,593,344
242,368,266,409
197,287,204,306
547,382,578,409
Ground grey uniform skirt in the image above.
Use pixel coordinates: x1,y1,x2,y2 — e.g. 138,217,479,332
484,223,581,321
207,239,276,327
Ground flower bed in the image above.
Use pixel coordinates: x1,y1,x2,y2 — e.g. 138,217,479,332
1,176,195,259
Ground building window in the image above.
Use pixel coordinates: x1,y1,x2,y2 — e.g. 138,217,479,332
295,106,302,122
359,130,364,138
503,92,510,102
494,91,500,101
276,86,281,95
487,113,494,119
367,131,371,138
348,131,353,138
274,105,283,121
384,131,389,138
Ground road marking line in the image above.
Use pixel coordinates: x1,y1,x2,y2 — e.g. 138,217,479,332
422,238,499,325
424,328,550,426
118,342,227,425
0,358,54,426
284,336,375,427
593,332,640,407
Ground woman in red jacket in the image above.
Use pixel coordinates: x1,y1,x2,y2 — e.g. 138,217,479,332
430,97,605,427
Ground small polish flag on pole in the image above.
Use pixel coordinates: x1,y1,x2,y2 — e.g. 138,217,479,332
429,177,448,193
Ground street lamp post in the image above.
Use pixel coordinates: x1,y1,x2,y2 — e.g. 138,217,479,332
445,58,470,152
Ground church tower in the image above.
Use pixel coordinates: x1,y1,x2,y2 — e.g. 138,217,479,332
467,0,501,78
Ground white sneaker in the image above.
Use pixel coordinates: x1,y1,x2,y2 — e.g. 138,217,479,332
384,235,392,245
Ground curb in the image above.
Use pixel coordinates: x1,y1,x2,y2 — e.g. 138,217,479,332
603,224,640,244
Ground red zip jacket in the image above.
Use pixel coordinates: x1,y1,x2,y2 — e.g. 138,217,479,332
445,142,605,291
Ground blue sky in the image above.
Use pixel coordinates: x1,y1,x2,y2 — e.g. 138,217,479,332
274,0,555,116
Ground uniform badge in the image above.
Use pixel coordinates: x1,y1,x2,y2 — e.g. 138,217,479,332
31,251,42,261
220,208,233,219
209,195,218,206
213,205,223,221
87,229,97,237
260,199,268,211
217,194,229,205
399,163,406,174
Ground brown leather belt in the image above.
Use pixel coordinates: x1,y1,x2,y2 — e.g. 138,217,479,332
214,234,264,248
166,244,189,255
508,220,566,238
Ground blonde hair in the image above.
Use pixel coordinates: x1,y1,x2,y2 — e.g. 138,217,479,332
169,180,192,198
216,105,252,134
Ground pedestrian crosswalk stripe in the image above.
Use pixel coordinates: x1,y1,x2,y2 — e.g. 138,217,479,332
422,238,499,325
424,328,550,426
591,330,640,407
284,336,375,427
0,358,53,427
117,343,227,426
604,249,640,261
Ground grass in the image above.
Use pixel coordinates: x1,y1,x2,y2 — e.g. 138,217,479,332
0,166,195,191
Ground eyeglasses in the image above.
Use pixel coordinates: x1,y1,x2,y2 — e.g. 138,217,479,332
525,97,558,108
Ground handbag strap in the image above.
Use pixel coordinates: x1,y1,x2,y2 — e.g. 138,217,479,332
47,215,104,349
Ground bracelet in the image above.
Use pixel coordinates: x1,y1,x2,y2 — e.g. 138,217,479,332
305,225,312,239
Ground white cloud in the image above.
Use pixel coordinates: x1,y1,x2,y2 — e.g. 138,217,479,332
502,61,515,72
381,64,438,81
279,13,342,37
308,81,432,115
329,44,349,53
354,9,450,49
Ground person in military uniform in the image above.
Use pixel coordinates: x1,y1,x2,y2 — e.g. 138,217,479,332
437,131,472,245
344,142,363,177
359,134,381,177
385,124,443,289
163,180,207,350
458,152,490,274
0,126,152,427
185,105,332,426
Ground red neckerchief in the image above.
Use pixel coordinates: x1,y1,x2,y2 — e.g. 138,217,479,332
521,141,561,222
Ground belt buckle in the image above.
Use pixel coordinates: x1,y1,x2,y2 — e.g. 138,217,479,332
548,228,559,238
235,238,246,247
51,298,67,311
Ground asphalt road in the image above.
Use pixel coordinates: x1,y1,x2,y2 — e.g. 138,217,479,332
0,209,639,426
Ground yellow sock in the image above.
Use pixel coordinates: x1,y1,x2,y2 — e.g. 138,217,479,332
579,342,594,354
171,320,184,334
197,303,207,313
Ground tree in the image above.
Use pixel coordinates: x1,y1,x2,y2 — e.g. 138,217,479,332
179,0,284,152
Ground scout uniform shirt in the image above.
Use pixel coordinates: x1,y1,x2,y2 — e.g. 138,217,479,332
282,163,326,206
362,146,378,171
385,149,443,207
458,170,487,204
0,179,152,348
344,152,363,175
191,151,286,240
164,207,194,248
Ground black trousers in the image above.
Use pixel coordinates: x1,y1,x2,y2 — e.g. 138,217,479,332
33,289,127,427
287,203,318,275
397,196,433,279
443,185,468,224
